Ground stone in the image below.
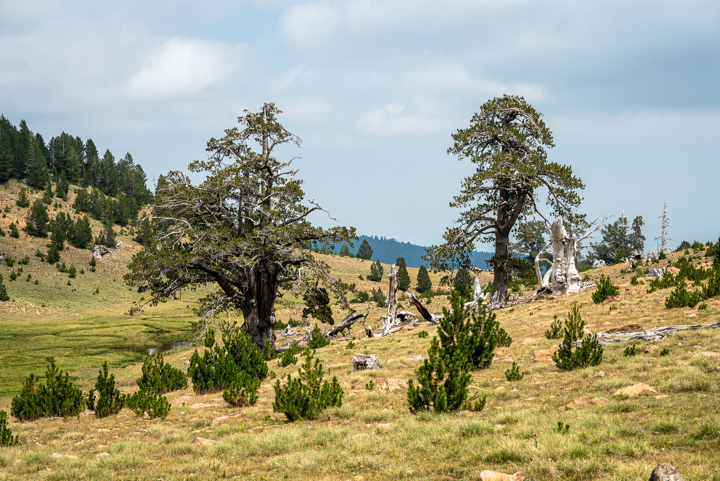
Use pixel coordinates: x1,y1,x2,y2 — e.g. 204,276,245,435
566,396,609,409
655,395,669,400
645,344,658,353
51,453,79,460
96,452,110,457
479,470,527,481
614,383,658,397
190,403,221,409
534,345,559,362
594,371,605,377
648,463,686,481
648,267,666,278
191,437,215,447
380,379,408,391
352,354,382,372
693,351,720,357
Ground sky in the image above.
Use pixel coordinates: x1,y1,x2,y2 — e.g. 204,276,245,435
1,0,719,252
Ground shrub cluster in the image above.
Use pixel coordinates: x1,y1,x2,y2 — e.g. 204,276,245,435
592,274,619,303
307,325,330,349
505,362,523,381
187,324,266,408
126,389,171,419
273,349,343,421
544,315,564,339
279,342,303,367
137,353,188,394
11,358,85,421
552,303,603,371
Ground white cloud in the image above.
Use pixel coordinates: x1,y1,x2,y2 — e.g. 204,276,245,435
281,98,332,123
125,37,242,99
356,103,450,136
279,2,341,46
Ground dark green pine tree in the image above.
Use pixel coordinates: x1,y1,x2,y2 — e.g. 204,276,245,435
453,267,474,301
16,188,30,208
56,171,69,201
25,199,50,237
70,215,93,249
356,239,373,260
0,116,17,183
396,257,411,291
27,135,50,189
339,244,351,257
368,259,384,282
0,274,10,302
50,212,72,250
46,243,61,265
86,361,125,418
416,265,432,293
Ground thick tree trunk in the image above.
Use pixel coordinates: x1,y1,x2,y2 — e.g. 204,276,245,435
241,268,277,351
490,232,510,306
549,220,582,295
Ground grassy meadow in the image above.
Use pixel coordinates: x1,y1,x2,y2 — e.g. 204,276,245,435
1,180,720,480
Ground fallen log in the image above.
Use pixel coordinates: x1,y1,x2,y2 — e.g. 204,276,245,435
405,291,439,324
594,320,720,345
325,313,367,337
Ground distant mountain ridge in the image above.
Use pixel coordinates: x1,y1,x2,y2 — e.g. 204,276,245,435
339,235,493,269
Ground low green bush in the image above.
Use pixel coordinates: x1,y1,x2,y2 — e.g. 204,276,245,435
505,362,523,381
11,358,85,421
278,342,302,367
137,353,188,394
126,389,171,419
86,361,125,418
552,303,603,371
0,410,18,446
665,281,703,309
544,315,563,339
623,344,640,357
273,349,343,421
592,274,619,304
307,325,330,349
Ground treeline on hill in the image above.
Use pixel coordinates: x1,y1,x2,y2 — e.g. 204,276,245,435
0,116,153,226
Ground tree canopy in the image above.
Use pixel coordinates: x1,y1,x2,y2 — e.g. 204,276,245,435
593,214,645,264
125,103,354,350
356,239,373,260
426,95,585,305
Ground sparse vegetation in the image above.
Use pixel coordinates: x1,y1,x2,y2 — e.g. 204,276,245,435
592,274,619,303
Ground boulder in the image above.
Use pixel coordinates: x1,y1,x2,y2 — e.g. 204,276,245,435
191,437,215,447
479,470,527,481
566,396,608,409
380,379,408,391
648,463,686,481
614,383,658,397
352,354,382,372
645,344,658,353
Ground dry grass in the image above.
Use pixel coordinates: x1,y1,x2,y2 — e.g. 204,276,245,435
1,184,720,479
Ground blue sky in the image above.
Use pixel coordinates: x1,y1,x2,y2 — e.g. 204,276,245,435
1,0,719,251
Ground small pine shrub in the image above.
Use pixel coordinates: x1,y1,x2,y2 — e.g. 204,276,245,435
307,325,330,349
371,287,385,307
126,389,171,419
0,275,9,301
89,256,97,267
273,349,344,421
552,304,603,371
407,336,470,414
46,244,60,264
279,342,302,367
0,227,5,237
544,315,563,339
505,362,523,381
417,330,429,339
659,347,670,356
9,223,19,238
555,421,570,434
623,344,640,357
665,281,703,309
68,265,77,278
222,375,260,407
9,271,17,282
136,353,188,394
0,410,19,446
11,358,85,421
345,340,355,350
659,251,667,260
18,256,29,265
365,380,374,390
86,361,125,418
187,324,267,395
592,274,619,303
4,256,14,267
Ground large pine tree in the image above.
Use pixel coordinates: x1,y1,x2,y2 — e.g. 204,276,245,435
396,257,411,292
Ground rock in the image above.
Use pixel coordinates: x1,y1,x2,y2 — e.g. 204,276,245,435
614,383,658,397
693,351,720,357
96,452,110,457
51,453,79,460
605,323,643,334
648,463,686,481
380,379,408,391
594,371,605,377
566,396,608,409
655,395,669,400
190,403,221,409
479,470,527,481
534,345,559,362
191,437,215,447
645,344,658,353
648,267,666,278
352,354,382,372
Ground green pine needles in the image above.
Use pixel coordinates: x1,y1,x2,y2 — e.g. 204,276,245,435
0,410,18,446
187,324,266,408
11,358,85,421
126,389,171,419
552,303,603,370
592,274,619,304
87,361,125,418
544,315,564,339
273,349,343,422
307,325,330,349
136,353,188,394
505,362,523,381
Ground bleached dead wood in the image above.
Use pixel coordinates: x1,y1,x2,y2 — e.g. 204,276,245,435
405,291,439,323
325,313,367,337
595,320,720,345
382,264,399,336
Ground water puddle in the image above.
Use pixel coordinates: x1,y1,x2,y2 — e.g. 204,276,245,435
147,340,194,355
